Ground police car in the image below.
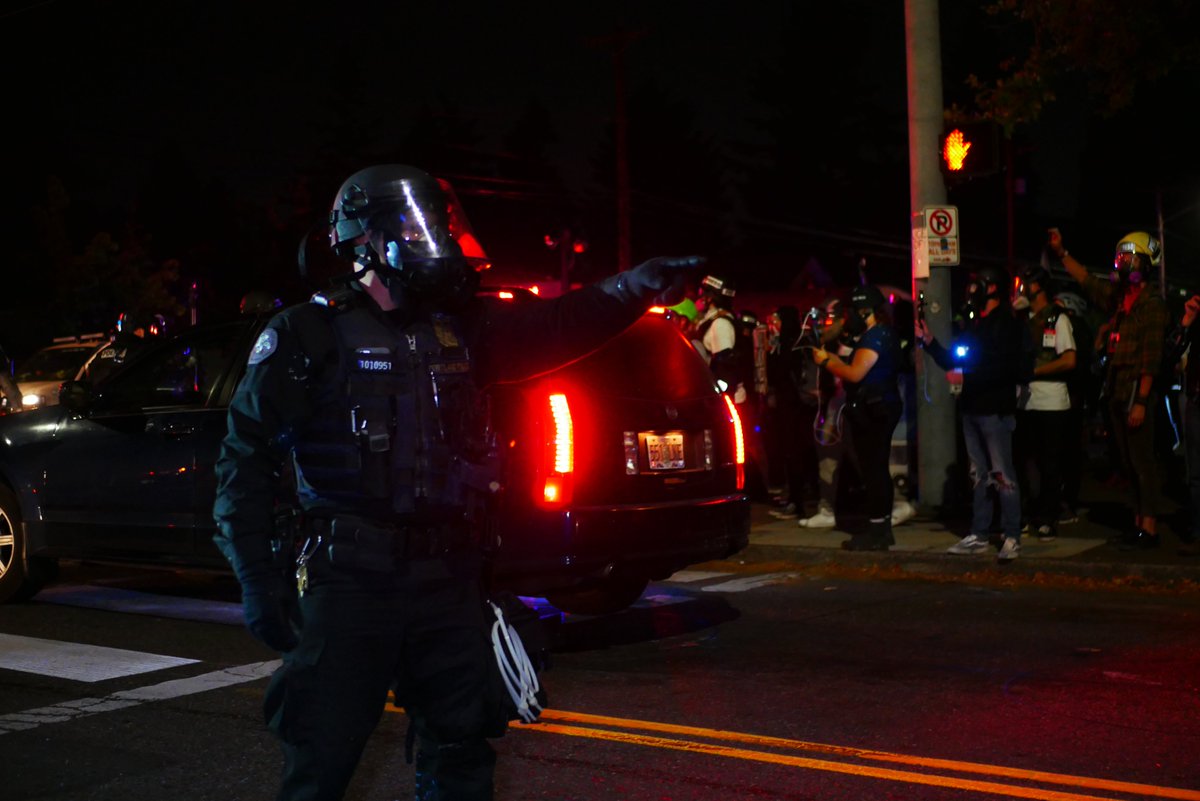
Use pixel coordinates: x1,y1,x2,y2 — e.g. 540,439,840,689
10,334,109,411
0,301,750,613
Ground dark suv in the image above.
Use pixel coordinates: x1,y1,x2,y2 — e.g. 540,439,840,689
0,303,749,614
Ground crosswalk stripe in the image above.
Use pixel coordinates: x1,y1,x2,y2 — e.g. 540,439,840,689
0,660,280,735
36,585,244,626
0,633,199,682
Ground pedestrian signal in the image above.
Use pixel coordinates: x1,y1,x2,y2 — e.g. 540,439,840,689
939,122,1000,179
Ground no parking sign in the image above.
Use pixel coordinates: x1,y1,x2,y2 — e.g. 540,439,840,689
924,205,959,266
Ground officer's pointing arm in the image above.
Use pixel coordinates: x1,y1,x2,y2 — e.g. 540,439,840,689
484,256,706,382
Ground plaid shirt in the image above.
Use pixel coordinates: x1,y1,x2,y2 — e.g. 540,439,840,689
1082,275,1168,402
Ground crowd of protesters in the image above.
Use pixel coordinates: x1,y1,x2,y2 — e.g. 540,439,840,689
671,227,1200,561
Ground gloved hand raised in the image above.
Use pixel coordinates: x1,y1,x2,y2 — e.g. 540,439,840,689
601,256,706,307
240,571,300,652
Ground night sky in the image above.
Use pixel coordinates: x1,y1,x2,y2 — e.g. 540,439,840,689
3,1,1199,355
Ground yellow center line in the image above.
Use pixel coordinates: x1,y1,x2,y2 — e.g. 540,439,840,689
525,722,1124,801
386,701,1198,800
522,709,1200,801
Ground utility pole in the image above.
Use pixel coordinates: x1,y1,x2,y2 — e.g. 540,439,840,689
589,27,644,272
906,0,956,509
613,39,631,272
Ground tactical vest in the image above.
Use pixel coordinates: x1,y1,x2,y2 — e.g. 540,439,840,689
292,294,494,525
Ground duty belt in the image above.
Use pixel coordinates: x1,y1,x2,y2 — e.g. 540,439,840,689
309,515,476,565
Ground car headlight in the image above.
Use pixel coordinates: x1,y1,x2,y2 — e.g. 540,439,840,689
21,393,43,408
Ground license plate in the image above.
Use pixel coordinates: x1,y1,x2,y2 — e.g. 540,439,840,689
645,433,685,470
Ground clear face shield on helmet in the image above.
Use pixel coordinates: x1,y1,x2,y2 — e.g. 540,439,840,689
330,166,488,305
1111,248,1142,286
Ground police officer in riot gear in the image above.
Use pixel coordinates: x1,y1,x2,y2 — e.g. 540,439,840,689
213,163,703,801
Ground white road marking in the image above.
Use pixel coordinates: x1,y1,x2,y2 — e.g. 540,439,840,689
0,633,199,682
666,570,734,583
0,660,280,735
701,573,796,593
36,585,244,626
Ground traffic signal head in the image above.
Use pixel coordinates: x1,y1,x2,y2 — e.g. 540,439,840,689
940,122,1000,178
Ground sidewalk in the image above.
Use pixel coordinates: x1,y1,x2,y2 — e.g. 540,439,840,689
741,494,1200,586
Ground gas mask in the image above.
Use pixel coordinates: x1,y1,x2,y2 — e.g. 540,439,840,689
962,277,994,319
329,165,485,310
1110,231,1160,290
1110,251,1144,289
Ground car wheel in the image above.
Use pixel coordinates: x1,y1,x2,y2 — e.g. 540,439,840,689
545,576,649,616
0,486,57,604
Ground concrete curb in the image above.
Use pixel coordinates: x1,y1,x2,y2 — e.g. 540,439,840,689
737,507,1200,587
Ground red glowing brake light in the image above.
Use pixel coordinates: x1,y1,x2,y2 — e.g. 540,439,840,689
538,392,574,507
723,394,746,490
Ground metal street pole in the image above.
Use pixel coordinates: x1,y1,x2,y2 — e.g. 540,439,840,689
906,0,956,509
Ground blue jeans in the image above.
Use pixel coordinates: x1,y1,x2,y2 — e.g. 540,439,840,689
962,413,1022,541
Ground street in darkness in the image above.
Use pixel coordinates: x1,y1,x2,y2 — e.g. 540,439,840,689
2,558,1197,800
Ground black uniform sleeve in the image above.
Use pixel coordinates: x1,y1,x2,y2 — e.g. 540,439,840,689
922,338,954,371
474,285,644,385
213,307,332,582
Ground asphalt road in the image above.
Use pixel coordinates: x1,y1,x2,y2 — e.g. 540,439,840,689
3,559,1198,801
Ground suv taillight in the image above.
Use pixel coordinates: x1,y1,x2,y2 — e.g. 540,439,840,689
723,394,745,490
537,392,574,507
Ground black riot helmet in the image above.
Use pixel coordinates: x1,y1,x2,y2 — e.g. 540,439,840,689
328,165,488,304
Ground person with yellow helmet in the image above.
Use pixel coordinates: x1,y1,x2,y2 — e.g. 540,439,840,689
1048,228,1170,550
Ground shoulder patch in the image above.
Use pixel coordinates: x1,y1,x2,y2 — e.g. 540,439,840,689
248,329,279,365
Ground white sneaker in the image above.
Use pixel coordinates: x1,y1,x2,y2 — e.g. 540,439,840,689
798,508,836,528
997,537,1021,561
947,533,990,555
891,500,916,526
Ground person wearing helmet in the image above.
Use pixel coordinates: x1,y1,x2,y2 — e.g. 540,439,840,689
811,284,903,550
212,164,705,801
1013,264,1078,543
1049,228,1170,550
917,265,1034,562
694,274,740,390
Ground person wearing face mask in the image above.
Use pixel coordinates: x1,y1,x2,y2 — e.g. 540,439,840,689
811,285,902,550
212,164,705,801
1013,264,1077,543
1049,228,1170,550
917,265,1034,562
764,306,818,518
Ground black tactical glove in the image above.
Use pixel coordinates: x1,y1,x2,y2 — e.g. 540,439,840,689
240,572,299,653
599,256,706,307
